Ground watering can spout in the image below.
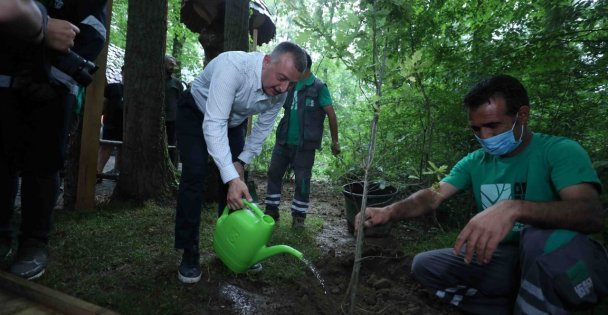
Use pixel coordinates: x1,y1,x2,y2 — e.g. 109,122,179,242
254,244,303,263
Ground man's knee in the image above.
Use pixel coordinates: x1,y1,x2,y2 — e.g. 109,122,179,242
411,251,435,285
519,227,585,265
519,227,608,308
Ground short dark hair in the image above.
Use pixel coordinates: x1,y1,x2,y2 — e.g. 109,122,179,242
463,75,529,116
305,52,312,70
164,55,176,64
270,41,307,73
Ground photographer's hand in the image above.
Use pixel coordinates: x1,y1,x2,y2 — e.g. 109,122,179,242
45,17,79,53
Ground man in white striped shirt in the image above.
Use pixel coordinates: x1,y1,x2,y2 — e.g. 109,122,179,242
174,42,307,284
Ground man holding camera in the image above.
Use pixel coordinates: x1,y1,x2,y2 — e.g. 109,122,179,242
0,0,107,279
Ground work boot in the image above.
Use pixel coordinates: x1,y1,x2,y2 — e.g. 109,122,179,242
292,214,305,230
10,239,48,280
178,248,201,284
264,207,280,222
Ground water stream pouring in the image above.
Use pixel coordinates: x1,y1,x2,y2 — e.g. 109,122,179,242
213,200,303,273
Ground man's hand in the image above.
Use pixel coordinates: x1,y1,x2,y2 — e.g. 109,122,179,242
45,17,79,52
331,142,341,156
354,206,391,234
453,200,519,265
226,178,252,210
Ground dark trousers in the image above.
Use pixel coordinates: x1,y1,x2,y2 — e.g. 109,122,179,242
0,87,66,244
265,143,315,218
174,91,245,250
165,121,177,166
412,227,608,314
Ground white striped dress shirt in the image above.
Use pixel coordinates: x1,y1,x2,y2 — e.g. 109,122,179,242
190,51,286,183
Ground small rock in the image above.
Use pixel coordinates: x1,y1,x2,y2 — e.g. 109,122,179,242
366,273,378,285
363,294,377,305
372,278,392,289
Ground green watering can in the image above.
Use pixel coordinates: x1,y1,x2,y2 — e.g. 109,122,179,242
213,200,303,273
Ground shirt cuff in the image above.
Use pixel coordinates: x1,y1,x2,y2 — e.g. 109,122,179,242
218,164,239,184
237,151,254,165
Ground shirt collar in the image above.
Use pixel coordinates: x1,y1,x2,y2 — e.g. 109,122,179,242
295,73,316,91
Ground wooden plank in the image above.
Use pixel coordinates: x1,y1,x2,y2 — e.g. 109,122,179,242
99,139,175,149
0,287,62,314
0,296,32,314
0,271,120,315
76,0,114,210
0,289,14,302
14,307,63,315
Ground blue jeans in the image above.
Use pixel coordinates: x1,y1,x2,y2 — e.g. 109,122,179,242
174,91,245,250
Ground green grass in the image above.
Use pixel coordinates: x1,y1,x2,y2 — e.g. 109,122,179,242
36,202,324,314
396,223,459,255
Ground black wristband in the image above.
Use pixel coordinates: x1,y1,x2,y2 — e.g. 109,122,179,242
236,159,246,167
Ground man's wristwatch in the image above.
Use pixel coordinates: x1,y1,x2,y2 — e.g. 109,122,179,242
236,159,246,167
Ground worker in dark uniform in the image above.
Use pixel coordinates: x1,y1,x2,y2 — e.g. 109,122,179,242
0,0,107,279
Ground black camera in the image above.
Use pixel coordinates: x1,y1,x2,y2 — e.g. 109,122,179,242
53,50,99,86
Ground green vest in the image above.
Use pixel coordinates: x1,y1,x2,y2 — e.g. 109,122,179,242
276,78,328,150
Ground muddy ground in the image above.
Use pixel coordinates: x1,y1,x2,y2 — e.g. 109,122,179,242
88,155,460,315
195,173,461,315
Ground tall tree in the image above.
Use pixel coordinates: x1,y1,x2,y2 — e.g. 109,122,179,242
114,0,177,203
224,0,250,52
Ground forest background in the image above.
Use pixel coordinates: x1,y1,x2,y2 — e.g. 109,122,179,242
108,0,607,212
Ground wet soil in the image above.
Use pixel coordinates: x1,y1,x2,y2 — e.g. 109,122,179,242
198,173,461,315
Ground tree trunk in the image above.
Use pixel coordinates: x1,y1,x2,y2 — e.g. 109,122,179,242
62,117,82,210
113,0,176,204
224,0,249,52
171,33,185,80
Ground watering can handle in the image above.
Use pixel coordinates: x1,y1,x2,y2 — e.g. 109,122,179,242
221,200,265,218
241,199,265,218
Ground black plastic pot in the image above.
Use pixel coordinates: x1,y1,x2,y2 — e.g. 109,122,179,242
342,181,397,237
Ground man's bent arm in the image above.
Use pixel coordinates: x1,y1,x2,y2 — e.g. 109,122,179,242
388,182,459,220
323,105,340,154
0,0,44,43
514,183,604,234
357,182,459,231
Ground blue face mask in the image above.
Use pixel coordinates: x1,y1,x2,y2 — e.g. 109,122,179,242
475,115,523,156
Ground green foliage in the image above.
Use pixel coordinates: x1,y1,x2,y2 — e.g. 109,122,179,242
260,0,607,214
110,0,204,81
408,161,449,189
107,0,606,210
